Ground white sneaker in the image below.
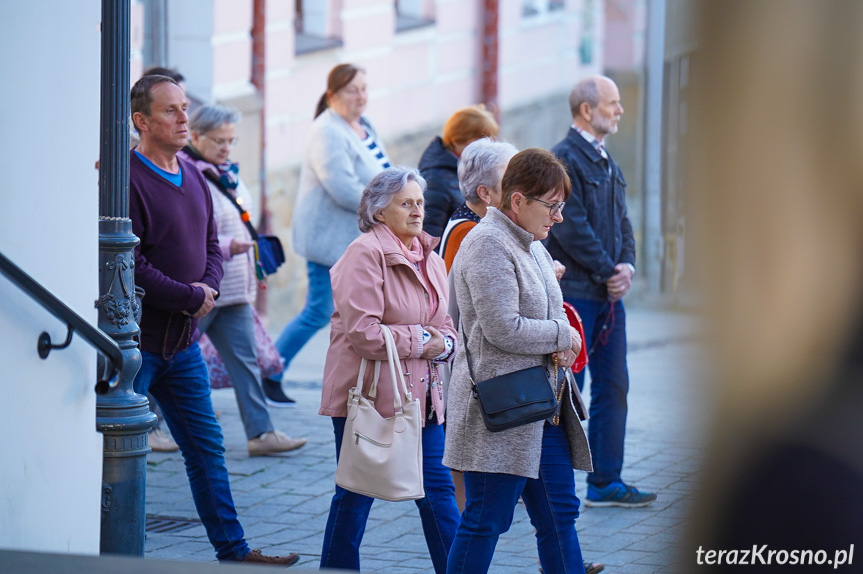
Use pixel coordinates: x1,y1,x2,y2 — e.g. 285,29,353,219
248,430,306,456
148,428,179,452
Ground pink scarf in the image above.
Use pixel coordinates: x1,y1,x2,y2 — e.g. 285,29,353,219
381,224,424,263
379,223,446,423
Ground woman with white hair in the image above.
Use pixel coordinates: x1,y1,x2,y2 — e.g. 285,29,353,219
179,104,306,457
318,167,460,572
438,138,518,272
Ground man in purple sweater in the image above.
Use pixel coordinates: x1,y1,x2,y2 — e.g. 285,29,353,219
129,74,298,566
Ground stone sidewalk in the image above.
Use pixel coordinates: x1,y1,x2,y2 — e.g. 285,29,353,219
143,303,706,573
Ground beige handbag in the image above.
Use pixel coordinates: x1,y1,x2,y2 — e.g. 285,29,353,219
334,324,425,501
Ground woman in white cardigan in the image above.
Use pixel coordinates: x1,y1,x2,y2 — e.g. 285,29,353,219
180,104,307,456
267,64,391,401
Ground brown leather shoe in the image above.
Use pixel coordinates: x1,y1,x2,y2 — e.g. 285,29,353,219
242,548,300,566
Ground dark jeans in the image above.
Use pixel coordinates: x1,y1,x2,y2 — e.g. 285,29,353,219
134,342,249,561
320,416,459,572
446,423,586,574
566,297,629,486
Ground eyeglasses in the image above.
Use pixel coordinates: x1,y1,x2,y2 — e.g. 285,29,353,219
203,135,239,147
525,195,565,216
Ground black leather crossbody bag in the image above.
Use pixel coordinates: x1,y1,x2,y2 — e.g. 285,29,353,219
463,250,560,432
467,360,557,432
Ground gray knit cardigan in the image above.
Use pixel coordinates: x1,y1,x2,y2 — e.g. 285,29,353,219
442,208,592,478
291,109,387,267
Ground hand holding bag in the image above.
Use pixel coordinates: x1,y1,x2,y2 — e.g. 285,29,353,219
334,324,425,501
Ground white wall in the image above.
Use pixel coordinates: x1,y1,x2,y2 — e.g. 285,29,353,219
0,0,103,555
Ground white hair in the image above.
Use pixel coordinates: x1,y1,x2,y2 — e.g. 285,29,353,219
358,167,428,232
189,104,241,134
457,138,519,203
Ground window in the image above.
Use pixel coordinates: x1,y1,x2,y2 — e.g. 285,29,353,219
523,0,565,17
295,0,341,55
395,0,434,33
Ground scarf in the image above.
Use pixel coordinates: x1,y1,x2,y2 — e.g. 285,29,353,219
182,144,240,190
381,224,424,263
378,223,446,423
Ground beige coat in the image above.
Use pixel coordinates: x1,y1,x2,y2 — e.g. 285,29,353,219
442,208,592,479
319,225,456,421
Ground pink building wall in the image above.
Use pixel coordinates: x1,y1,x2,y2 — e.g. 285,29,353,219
131,0,602,169
603,0,646,71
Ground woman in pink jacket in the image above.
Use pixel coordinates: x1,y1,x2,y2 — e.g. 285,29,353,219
318,167,460,572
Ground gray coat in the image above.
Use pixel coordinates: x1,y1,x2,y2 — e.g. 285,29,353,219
292,109,387,267
443,208,592,478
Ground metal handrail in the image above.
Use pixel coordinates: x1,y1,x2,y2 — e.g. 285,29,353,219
0,250,121,394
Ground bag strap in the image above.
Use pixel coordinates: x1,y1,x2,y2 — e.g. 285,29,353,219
357,324,412,413
202,169,261,241
462,246,553,386
381,324,412,412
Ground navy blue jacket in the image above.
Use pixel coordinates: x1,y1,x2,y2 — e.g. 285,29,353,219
545,128,635,301
418,136,461,240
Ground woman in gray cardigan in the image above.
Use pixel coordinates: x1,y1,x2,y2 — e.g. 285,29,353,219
443,148,592,574
267,64,391,402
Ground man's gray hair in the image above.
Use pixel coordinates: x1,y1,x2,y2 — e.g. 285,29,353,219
569,77,600,118
457,138,519,203
358,167,428,232
189,104,241,134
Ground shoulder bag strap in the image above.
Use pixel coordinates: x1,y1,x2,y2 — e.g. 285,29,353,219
358,356,382,401
380,324,410,412
463,248,554,386
202,170,261,241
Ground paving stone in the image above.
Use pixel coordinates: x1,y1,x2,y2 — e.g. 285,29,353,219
143,305,706,570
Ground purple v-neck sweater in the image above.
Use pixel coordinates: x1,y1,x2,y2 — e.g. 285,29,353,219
129,151,223,355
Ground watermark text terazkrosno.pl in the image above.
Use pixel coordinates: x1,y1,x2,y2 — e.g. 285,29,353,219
696,545,854,568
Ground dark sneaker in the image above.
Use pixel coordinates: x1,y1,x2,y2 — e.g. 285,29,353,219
584,482,657,508
263,378,296,408
242,548,300,566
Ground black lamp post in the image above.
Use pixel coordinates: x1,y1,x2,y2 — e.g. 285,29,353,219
95,0,157,555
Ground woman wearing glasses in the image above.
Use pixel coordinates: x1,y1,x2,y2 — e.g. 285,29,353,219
179,104,307,457
319,167,460,572
443,148,592,574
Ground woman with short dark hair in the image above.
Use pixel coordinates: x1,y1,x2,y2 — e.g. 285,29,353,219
443,148,592,574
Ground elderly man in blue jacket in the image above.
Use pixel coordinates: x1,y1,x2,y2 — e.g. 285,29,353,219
546,75,656,508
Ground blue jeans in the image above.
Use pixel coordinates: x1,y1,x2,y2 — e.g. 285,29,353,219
272,261,333,381
446,423,585,574
134,342,249,561
321,416,459,572
566,298,629,487
197,303,273,440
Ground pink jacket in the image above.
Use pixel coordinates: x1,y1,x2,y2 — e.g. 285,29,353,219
319,225,456,422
